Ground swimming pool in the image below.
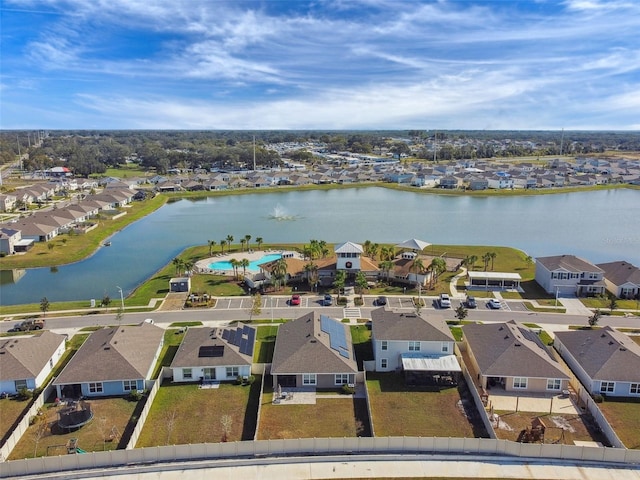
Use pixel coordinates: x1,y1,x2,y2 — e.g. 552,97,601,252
208,253,282,273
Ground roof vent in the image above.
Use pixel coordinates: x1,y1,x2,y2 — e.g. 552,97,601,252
515,343,522,347
499,326,504,331
620,347,627,352
310,340,317,343
504,335,509,339
104,346,111,350
601,333,606,337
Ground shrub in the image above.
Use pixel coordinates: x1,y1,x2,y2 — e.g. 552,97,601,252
235,375,243,385
127,389,142,401
341,384,355,395
593,393,604,403
17,388,33,401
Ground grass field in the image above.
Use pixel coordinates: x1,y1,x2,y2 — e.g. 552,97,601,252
151,329,185,379
8,396,140,460
366,373,484,438
257,391,371,440
0,397,33,447
253,325,278,363
598,400,640,449
136,379,261,447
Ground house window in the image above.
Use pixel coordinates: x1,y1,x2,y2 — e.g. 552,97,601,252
546,379,562,391
302,374,317,386
441,343,450,353
89,382,103,394
381,358,388,369
226,367,239,378
600,381,615,393
335,374,349,385
14,379,28,391
408,341,420,352
630,383,640,395
513,377,527,389
183,368,193,380
204,368,216,380
123,380,137,391
381,341,388,351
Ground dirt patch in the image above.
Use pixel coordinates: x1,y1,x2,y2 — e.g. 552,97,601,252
157,293,188,311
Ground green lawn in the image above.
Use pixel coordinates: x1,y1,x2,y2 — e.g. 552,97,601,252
257,385,370,439
366,372,483,438
0,397,33,447
350,325,373,370
136,379,261,446
253,325,279,363
523,301,567,314
151,329,185,379
599,400,640,449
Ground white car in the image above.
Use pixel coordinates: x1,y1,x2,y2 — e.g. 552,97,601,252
439,293,451,308
486,299,502,309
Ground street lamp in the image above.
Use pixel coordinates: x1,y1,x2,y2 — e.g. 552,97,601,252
116,286,125,311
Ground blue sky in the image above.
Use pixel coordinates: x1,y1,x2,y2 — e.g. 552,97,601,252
1,0,639,130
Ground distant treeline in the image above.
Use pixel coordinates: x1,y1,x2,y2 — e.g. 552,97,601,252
1,130,639,176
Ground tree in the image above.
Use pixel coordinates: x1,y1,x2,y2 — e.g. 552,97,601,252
226,235,234,252
272,257,288,291
208,240,216,256
355,271,368,299
255,237,264,250
220,414,233,442
608,296,618,312
47,242,54,252
455,305,468,321
240,258,250,277
229,258,239,280
333,270,346,301
40,297,50,318
102,295,111,311
304,262,318,286
172,257,183,275
244,234,252,250
220,239,227,254
482,252,492,271
184,260,194,275
165,409,178,446
588,309,601,327
248,293,262,322
379,260,394,283
467,255,478,271
240,238,247,252
428,257,447,288
489,251,497,270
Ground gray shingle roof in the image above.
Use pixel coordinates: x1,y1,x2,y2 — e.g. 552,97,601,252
371,308,453,342
462,321,568,379
170,325,253,368
271,312,357,375
0,331,66,381
536,255,602,273
554,326,640,382
54,322,163,385
596,261,640,286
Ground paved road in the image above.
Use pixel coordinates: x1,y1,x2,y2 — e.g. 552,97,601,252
2,295,638,334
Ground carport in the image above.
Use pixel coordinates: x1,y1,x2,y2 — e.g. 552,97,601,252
468,271,521,290
401,353,461,387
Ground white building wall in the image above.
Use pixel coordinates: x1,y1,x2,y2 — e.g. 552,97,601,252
172,365,251,382
373,339,454,371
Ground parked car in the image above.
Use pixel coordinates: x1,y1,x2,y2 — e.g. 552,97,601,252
438,293,451,308
323,294,333,306
290,294,301,306
465,295,477,309
376,295,388,306
486,298,502,309
8,318,45,332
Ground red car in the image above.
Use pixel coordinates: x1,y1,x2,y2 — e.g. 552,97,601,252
290,294,301,306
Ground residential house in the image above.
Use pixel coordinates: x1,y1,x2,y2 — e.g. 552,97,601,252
596,261,640,299
462,321,569,393
6,218,59,242
0,331,67,395
170,324,255,383
370,308,459,384
438,175,462,189
0,227,22,255
554,326,640,398
0,193,17,212
535,255,605,296
466,176,489,191
271,312,359,389
487,175,514,189
53,322,164,398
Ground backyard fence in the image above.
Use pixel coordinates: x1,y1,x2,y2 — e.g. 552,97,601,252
125,370,164,450
2,435,639,478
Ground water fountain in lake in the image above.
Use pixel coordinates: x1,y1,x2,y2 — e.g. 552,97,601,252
268,204,296,221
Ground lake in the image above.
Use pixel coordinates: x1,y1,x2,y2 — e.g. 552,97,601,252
2,187,639,305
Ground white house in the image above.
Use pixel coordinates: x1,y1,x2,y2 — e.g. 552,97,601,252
535,255,605,297
335,241,364,271
370,308,459,383
554,326,640,398
0,331,67,395
596,261,640,299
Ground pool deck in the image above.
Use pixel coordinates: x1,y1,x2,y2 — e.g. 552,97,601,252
195,249,301,275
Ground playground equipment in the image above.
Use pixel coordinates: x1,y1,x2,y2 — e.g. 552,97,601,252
57,400,93,431
65,438,87,454
518,417,546,443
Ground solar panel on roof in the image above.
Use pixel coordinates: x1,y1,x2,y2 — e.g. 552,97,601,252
199,345,224,357
221,329,230,340
338,348,350,358
228,329,236,345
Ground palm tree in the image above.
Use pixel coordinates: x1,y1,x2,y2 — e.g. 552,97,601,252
363,240,372,257
429,257,447,288
40,297,50,318
208,240,216,256
220,239,227,254
240,258,250,277
489,251,497,270
412,257,425,287
355,271,368,299
240,238,247,252
172,257,183,275
371,243,380,260
482,253,491,271
229,258,239,280
244,234,252,250
256,237,264,250
272,257,288,291
184,261,194,275
334,270,346,301
379,260,394,283
304,262,318,286
467,255,478,271
226,235,234,252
